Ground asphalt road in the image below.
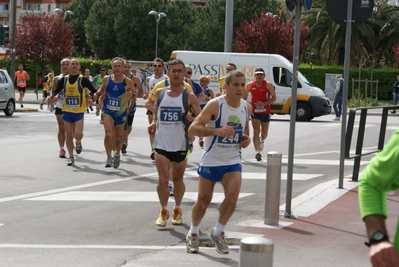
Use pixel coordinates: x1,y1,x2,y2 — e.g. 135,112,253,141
0,104,397,267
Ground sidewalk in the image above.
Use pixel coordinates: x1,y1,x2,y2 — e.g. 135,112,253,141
123,180,399,267
16,90,147,110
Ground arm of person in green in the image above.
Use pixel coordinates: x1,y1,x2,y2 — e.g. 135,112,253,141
358,130,399,266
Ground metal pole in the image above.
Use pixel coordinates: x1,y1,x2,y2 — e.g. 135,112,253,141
239,237,274,267
155,19,159,58
338,0,353,188
10,0,17,77
264,152,282,225
224,0,233,52
284,0,301,218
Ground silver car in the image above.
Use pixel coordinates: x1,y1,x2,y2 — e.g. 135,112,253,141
0,69,15,116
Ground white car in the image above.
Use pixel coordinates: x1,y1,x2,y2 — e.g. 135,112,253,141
0,68,15,116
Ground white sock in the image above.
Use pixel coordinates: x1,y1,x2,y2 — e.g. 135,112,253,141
173,204,180,209
162,206,168,210
213,222,225,235
189,224,199,235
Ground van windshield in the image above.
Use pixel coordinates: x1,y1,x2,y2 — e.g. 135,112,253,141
298,72,316,87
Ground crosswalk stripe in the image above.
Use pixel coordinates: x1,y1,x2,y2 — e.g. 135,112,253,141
184,171,323,180
25,191,254,203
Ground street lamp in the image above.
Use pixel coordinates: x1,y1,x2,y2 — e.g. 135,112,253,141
148,10,167,58
54,8,73,24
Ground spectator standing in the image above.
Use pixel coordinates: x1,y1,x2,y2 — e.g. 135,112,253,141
333,75,344,121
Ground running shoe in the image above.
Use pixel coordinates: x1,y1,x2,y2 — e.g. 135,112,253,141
210,231,229,254
169,181,174,196
172,207,183,225
121,139,128,154
75,141,82,154
21,104,24,108
113,155,120,169
86,108,90,113
259,137,264,152
59,149,66,158
89,106,94,111
67,157,75,166
40,103,43,110
105,158,113,168
150,152,155,160
95,110,100,116
186,233,200,253
155,209,169,227
255,153,262,161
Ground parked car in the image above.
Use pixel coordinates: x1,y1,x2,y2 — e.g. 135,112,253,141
0,68,15,116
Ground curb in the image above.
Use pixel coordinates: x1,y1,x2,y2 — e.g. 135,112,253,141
15,108,38,113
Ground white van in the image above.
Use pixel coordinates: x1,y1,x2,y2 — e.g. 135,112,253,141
170,50,331,121
0,68,15,116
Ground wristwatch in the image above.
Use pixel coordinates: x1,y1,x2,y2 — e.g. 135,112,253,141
365,230,389,247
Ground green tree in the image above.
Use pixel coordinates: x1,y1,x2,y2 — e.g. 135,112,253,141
84,0,119,59
302,0,399,66
67,0,97,57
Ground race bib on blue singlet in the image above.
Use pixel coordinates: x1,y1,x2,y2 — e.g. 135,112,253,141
106,97,121,111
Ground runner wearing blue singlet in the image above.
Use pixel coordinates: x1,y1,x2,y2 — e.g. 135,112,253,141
96,57,135,168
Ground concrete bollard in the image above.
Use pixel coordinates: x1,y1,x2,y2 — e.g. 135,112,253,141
264,151,282,225
239,237,274,267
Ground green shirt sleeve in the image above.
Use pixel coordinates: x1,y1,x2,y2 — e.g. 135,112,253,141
359,130,399,220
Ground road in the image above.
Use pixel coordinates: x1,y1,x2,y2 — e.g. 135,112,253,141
0,104,397,267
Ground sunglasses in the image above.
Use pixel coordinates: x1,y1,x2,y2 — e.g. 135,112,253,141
187,71,192,75
100,69,106,71
153,64,162,67
226,68,234,71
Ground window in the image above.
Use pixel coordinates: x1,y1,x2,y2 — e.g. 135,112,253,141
27,4,32,10
47,5,51,13
272,67,301,88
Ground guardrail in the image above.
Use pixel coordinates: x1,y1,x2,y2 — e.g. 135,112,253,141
345,105,399,181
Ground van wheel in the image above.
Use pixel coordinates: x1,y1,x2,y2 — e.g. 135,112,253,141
4,99,15,116
296,103,311,121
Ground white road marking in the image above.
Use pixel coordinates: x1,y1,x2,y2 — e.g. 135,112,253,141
0,172,158,203
243,158,368,166
25,191,254,203
0,244,240,250
185,171,323,180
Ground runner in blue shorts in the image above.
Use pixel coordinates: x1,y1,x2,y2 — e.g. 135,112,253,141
186,70,252,255
96,57,136,169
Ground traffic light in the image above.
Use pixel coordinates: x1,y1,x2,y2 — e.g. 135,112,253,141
0,25,9,45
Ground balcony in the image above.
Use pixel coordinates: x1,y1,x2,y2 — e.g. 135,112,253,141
0,10,9,17
20,10,42,15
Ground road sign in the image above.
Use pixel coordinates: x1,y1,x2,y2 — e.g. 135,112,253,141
303,0,312,11
327,0,374,27
285,0,296,12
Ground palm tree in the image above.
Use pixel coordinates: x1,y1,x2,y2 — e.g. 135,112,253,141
302,0,399,67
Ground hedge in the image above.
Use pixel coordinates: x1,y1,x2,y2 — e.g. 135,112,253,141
1,57,398,100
